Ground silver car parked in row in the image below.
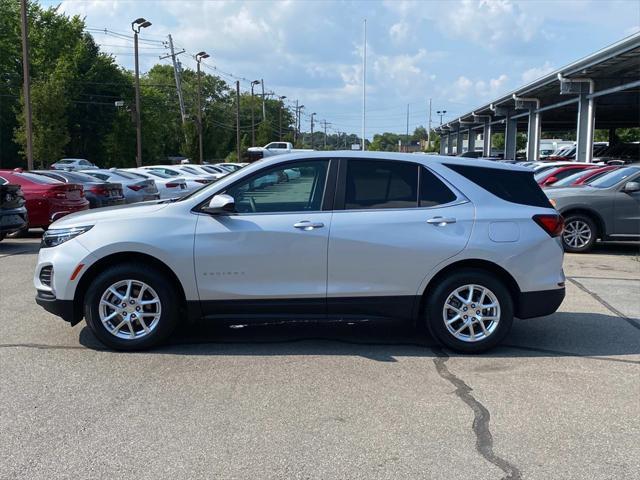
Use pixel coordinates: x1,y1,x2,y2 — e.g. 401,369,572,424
81,169,159,204
35,152,565,353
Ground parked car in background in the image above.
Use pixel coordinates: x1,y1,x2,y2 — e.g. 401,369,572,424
546,166,640,252
174,164,226,180
141,166,215,186
534,164,598,186
247,141,313,161
593,142,640,164
0,178,28,241
35,152,565,354
124,169,189,199
31,170,125,208
0,169,88,231
213,162,246,173
50,158,98,171
80,169,159,204
543,165,620,188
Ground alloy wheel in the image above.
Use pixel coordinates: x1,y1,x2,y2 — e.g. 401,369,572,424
98,279,162,340
563,220,592,249
442,284,501,343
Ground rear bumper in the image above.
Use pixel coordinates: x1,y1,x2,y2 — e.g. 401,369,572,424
516,287,565,319
35,290,78,324
0,207,28,233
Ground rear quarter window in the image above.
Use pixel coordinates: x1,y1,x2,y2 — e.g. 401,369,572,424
445,164,552,208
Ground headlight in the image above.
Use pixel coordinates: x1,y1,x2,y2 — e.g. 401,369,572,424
41,226,93,248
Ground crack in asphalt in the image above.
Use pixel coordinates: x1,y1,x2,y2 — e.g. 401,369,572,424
567,277,640,331
432,347,522,480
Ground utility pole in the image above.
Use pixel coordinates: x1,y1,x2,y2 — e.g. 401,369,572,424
132,17,152,167
294,100,299,143
250,80,259,146
406,104,409,153
428,98,432,149
160,34,186,124
195,51,209,164
362,18,367,151
310,113,316,150
322,120,330,150
297,104,304,143
236,81,241,162
20,0,33,170
278,95,286,141
261,79,266,121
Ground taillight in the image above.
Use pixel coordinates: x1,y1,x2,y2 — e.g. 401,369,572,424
90,186,109,196
45,187,67,199
166,182,179,188
127,184,144,191
533,214,564,237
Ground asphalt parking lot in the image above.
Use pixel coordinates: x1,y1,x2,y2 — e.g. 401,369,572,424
1,236,638,480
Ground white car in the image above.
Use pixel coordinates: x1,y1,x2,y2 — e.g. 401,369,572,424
171,164,226,181
34,152,565,353
51,158,98,171
213,163,246,173
140,166,215,187
124,169,190,199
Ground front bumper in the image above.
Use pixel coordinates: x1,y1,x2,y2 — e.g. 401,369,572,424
35,290,78,324
516,287,565,319
0,207,28,233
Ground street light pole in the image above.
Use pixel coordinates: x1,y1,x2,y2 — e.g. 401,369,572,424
132,17,152,167
195,51,210,165
278,95,286,141
437,109,447,126
250,80,260,146
20,0,33,170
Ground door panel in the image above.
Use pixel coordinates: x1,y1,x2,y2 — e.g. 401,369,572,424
613,175,640,235
327,202,474,301
194,212,332,302
194,159,332,317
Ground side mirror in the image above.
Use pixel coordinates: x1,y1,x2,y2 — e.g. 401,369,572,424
622,181,640,193
545,176,558,185
202,194,235,215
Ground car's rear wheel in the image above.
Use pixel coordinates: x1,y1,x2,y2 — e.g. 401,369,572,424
84,263,179,350
425,269,514,353
562,214,596,253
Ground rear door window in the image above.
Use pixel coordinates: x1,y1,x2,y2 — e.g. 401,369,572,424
344,160,418,210
420,168,457,207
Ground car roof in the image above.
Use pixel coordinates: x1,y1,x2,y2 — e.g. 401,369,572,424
251,150,532,172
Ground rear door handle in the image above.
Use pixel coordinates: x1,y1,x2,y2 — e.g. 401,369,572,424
294,221,325,230
427,217,456,226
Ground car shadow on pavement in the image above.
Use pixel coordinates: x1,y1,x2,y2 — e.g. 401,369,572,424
78,311,640,363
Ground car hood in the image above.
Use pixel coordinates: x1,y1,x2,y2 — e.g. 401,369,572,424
50,200,169,229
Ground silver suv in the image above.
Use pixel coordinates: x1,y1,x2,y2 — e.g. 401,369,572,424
34,152,565,353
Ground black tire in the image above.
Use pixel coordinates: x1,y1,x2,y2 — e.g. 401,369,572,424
0,233,5,242
425,268,514,354
84,263,180,351
562,214,596,253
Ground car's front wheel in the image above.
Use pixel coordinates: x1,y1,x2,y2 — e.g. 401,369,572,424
562,214,596,253
84,263,179,350
425,269,514,353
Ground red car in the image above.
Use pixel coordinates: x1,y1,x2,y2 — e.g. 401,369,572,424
0,169,89,230
534,164,599,186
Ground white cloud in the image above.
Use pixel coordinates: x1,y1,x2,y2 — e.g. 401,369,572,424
521,61,555,84
444,73,509,103
389,22,409,43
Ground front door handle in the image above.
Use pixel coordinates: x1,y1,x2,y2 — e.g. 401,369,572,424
294,221,325,230
427,216,456,226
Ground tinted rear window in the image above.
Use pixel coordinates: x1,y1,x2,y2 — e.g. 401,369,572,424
17,172,62,184
345,160,418,209
445,164,551,208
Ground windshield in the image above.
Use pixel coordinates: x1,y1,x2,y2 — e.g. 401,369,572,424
111,170,140,180
142,169,172,179
587,166,640,188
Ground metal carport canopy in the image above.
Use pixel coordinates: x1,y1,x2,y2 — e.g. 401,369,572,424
435,32,640,160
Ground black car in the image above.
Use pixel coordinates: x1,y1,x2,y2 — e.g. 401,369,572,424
32,170,125,208
0,178,28,241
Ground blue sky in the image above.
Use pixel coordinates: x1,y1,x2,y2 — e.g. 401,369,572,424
46,0,639,139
